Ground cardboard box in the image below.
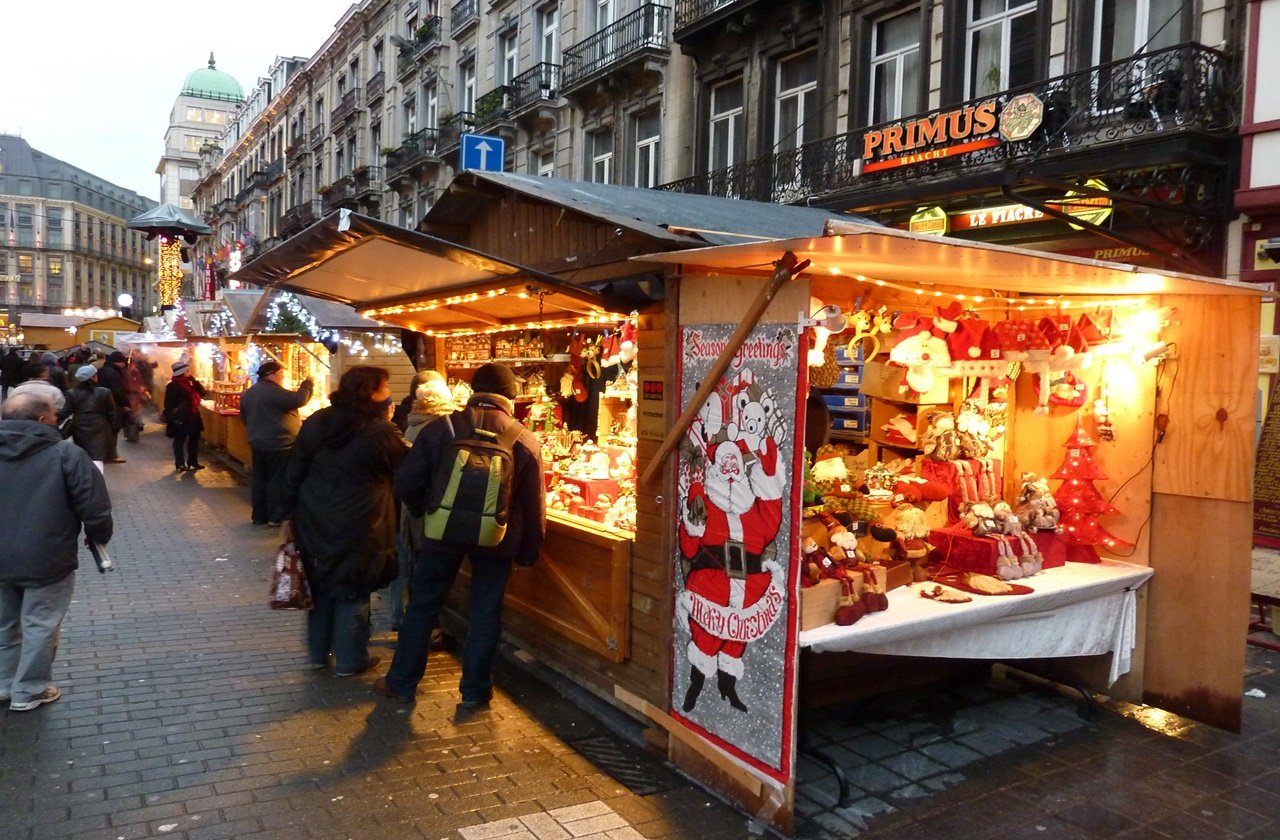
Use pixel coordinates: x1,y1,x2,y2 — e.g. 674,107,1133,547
799,579,842,631
860,360,951,405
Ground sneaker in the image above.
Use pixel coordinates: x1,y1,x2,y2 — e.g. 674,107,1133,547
10,686,60,712
335,656,379,677
372,677,414,703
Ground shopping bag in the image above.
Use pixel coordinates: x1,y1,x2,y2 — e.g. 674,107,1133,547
269,542,314,610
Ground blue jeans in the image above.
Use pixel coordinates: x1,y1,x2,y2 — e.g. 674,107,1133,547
306,591,371,672
0,572,76,703
384,544,512,703
386,533,414,630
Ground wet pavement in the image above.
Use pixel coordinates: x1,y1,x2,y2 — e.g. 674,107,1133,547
2,419,1279,839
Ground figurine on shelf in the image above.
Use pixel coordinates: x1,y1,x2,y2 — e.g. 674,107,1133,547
1015,472,1061,532
921,410,963,461
992,500,1042,577
890,505,934,583
955,399,992,459
960,501,1000,537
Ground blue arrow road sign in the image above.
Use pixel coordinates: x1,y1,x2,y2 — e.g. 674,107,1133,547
460,133,505,172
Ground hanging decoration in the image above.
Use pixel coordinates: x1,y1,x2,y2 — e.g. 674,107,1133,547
1050,420,1132,562
156,237,183,308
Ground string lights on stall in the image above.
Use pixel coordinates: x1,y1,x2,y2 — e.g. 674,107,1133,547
265,292,403,357
361,287,617,338
207,309,237,337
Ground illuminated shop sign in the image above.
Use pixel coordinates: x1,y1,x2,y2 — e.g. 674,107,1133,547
862,101,1000,173
908,207,949,236
914,180,1113,232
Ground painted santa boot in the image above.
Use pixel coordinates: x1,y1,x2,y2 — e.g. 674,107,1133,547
716,670,748,712
682,666,705,713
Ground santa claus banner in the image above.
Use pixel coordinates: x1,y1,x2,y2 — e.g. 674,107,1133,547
672,323,803,782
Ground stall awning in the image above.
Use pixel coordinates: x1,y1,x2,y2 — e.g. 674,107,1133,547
636,219,1268,298
231,210,619,334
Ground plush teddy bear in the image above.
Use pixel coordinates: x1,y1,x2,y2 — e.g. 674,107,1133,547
1015,472,1061,532
921,410,963,461
960,501,1000,537
993,500,1042,578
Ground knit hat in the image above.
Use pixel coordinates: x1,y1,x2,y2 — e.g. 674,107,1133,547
172,361,190,375
75,365,98,382
256,360,283,378
471,363,518,399
107,351,127,364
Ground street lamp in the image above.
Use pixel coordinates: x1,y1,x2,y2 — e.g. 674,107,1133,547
118,293,134,321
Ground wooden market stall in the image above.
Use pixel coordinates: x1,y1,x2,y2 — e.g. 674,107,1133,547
629,218,1262,832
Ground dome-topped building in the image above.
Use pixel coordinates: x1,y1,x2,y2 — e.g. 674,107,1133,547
180,54,245,103
157,52,244,208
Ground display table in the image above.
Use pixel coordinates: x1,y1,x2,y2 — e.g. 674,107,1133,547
799,560,1153,685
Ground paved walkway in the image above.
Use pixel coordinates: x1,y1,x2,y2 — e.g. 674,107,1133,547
3,419,1280,839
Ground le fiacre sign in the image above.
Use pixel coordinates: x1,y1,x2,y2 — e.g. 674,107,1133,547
862,93,1048,174
909,179,1114,235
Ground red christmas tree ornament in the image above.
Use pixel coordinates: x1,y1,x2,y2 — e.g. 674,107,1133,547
1051,420,1132,562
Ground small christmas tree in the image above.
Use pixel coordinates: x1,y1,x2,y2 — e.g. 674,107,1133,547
1050,420,1132,562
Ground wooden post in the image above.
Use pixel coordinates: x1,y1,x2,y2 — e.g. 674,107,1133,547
638,251,806,487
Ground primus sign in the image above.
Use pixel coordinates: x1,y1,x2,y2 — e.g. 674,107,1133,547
861,98,1028,174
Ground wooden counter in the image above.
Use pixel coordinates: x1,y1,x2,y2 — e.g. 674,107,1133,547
223,413,251,468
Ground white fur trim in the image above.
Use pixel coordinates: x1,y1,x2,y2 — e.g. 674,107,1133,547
686,641,718,676
717,653,745,678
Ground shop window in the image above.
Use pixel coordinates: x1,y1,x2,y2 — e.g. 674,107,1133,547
18,254,34,275
632,110,661,189
966,0,1038,98
869,7,924,124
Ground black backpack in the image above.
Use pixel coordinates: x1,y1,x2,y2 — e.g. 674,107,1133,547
423,407,525,548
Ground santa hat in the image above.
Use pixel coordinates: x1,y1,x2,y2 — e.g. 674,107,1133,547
933,301,963,334
618,318,638,363
946,318,989,360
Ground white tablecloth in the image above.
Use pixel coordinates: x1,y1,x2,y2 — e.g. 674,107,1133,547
799,560,1154,685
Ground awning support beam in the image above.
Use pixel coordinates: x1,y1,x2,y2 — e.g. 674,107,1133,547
639,251,807,487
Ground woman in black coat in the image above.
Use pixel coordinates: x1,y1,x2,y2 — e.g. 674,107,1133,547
279,366,408,676
163,360,208,471
61,365,120,467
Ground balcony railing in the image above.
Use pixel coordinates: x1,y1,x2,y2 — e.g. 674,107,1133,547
286,133,308,162
659,42,1238,205
385,128,441,183
509,63,563,113
366,70,385,102
439,111,475,139
322,175,357,212
673,0,741,32
212,198,237,218
397,17,442,76
331,88,360,126
563,5,671,92
249,159,284,191
354,166,384,198
450,0,479,36
279,199,323,235
310,123,326,146
474,86,511,128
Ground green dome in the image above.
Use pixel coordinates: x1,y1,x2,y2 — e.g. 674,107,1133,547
181,53,244,103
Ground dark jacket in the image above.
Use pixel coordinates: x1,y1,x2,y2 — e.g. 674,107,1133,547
0,418,112,586
96,362,128,411
279,404,408,598
395,393,546,566
163,375,207,436
239,377,314,451
0,350,23,388
62,382,120,461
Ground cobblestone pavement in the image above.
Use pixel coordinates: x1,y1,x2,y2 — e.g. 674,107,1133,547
3,420,1280,840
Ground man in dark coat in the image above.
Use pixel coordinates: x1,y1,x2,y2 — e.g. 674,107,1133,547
61,366,121,470
374,363,545,720
0,348,23,400
0,390,113,711
95,352,129,462
239,360,313,526
163,361,207,472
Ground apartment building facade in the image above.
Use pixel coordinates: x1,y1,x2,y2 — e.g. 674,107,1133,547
1,134,157,328
191,0,1247,284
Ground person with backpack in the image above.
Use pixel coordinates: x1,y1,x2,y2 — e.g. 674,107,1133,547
374,363,545,720
278,366,408,677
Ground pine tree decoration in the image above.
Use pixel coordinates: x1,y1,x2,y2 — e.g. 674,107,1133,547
1050,420,1132,562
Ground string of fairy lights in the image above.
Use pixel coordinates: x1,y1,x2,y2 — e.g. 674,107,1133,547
264,292,403,356
361,287,617,338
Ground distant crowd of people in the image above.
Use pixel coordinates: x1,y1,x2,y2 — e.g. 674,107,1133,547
0,346,155,471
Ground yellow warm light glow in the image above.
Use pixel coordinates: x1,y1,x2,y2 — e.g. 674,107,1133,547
157,240,183,306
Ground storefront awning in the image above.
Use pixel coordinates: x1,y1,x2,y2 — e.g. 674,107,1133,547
636,219,1267,297
231,210,619,334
